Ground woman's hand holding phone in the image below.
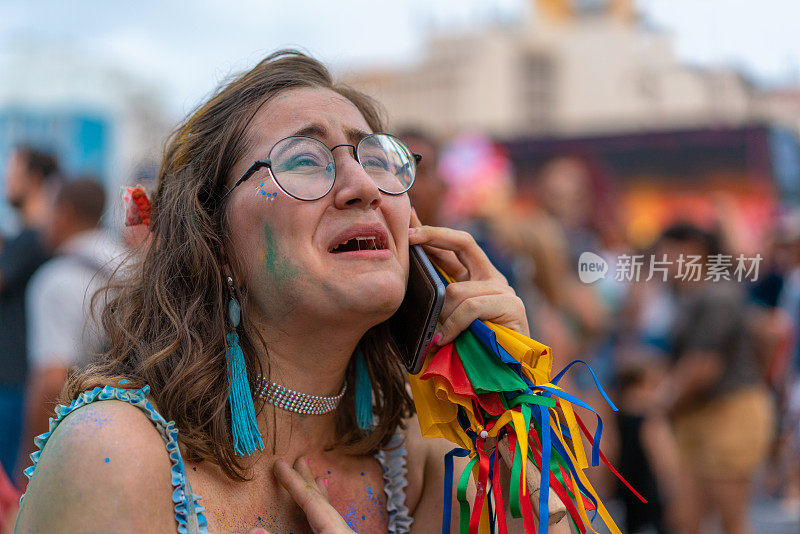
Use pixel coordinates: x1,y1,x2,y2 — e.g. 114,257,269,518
407,215,576,531
408,212,529,347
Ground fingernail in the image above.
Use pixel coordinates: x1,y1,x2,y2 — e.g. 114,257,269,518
305,457,311,467
408,227,416,235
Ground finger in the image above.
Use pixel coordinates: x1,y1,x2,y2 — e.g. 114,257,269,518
419,244,469,282
294,456,315,480
409,226,503,282
435,294,527,346
439,280,510,325
315,476,329,498
410,208,422,227
273,459,352,532
274,458,320,508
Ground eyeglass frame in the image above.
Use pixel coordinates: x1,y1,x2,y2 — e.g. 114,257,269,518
219,132,423,203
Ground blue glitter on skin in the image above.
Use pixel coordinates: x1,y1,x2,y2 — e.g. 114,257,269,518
342,504,362,532
365,486,386,519
104,458,110,463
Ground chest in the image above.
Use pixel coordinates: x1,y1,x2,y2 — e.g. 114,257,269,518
186,454,390,534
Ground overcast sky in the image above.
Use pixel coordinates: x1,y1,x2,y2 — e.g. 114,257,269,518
1,0,798,116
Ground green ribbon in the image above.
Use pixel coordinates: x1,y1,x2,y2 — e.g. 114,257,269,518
508,403,532,519
510,393,557,408
457,456,479,534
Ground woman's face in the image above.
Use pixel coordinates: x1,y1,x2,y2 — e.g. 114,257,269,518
226,87,410,329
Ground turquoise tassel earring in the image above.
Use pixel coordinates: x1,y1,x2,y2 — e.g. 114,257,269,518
226,279,264,456
355,348,373,433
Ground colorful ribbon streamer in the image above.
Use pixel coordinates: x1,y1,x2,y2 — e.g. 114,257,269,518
409,267,645,534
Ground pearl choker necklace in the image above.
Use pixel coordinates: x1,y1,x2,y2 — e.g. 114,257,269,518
255,375,346,415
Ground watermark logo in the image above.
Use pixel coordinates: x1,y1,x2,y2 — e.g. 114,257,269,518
577,252,763,283
578,251,609,284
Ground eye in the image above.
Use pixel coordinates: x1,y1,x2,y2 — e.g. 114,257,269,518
276,153,326,172
361,155,391,172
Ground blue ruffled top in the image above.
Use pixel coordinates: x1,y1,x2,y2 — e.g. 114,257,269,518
20,384,413,533
21,384,208,534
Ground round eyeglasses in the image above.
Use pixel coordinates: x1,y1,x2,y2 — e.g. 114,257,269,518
220,133,422,202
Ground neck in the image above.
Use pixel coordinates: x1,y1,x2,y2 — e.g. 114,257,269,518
252,316,368,456
20,189,49,229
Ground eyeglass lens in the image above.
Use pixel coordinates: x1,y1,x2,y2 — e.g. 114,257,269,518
268,134,415,201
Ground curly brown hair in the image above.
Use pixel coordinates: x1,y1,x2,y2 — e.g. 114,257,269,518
65,50,414,480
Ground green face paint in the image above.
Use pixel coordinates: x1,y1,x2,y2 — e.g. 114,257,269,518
262,223,299,285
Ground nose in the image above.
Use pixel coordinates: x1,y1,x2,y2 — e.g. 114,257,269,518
330,145,381,210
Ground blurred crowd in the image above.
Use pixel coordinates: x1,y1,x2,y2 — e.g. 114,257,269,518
0,146,127,530
1,129,799,533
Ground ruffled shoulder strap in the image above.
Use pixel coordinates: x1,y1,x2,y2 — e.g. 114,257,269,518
21,384,208,534
374,430,414,533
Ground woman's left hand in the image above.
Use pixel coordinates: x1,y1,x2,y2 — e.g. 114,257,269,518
408,213,529,347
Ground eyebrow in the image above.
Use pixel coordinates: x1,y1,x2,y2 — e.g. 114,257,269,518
291,124,370,145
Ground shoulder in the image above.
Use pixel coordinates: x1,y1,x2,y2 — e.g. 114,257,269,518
401,413,475,532
27,258,80,297
15,397,176,533
401,412,468,517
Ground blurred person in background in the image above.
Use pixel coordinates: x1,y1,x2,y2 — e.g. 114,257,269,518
538,155,605,265
524,155,619,496
532,154,614,371
15,177,123,485
770,211,800,515
0,147,57,480
398,128,446,228
614,348,682,534
655,223,774,534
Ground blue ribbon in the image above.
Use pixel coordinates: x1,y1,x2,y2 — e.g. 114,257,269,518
539,384,605,468
529,407,601,522
487,449,496,534
538,403,551,534
551,359,618,412
444,447,471,534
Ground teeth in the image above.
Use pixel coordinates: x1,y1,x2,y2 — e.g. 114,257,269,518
332,235,382,251
355,236,377,250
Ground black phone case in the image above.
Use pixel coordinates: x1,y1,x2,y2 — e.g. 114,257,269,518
397,245,446,374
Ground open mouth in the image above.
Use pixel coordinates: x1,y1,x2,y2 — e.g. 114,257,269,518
330,235,387,253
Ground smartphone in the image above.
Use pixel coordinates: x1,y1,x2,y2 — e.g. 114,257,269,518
388,244,446,374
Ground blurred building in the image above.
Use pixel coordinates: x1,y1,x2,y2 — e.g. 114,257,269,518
343,0,767,139
0,42,171,233
757,87,800,135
